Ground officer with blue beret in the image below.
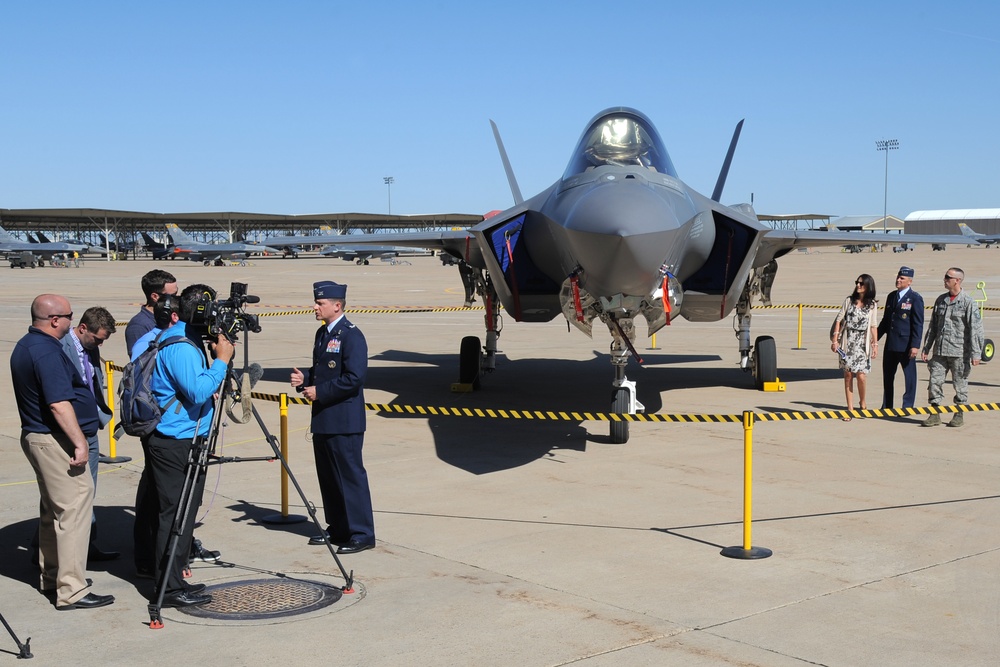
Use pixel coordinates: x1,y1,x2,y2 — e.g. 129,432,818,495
291,281,375,553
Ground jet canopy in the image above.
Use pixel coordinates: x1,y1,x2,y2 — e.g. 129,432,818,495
563,108,677,179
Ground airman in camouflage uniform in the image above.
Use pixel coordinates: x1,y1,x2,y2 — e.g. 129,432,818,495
920,267,984,427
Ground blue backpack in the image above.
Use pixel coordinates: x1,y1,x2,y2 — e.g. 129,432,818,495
118,330,200,437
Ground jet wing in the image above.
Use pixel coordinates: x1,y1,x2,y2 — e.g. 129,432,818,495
316,230,483,266
756,229,968,267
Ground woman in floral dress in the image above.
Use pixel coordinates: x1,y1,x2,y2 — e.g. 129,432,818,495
831,274,879,420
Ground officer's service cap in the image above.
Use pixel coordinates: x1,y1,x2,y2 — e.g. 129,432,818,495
897,266,915,278
314,281,347,300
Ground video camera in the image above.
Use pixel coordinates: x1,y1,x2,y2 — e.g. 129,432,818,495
191,282,262,340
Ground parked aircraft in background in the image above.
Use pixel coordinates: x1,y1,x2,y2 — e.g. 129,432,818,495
320,244,433,264
262,225,340,249
0,224,90,261
94,233,138,255
958,223,1000,247
164,223,280,264
317,107,967,443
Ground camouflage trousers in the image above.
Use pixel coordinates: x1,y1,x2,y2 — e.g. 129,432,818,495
927,355,971,406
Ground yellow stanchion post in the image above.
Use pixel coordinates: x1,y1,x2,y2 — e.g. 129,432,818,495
721,410,772,559
792,303,806,350
262,393,306,524
648,333,659,350
100,361,132,464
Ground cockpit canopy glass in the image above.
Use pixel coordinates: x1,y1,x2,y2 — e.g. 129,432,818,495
563,109,677,179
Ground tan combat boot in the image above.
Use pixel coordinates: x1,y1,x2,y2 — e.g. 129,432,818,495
921,410,941,427
947,411,964,428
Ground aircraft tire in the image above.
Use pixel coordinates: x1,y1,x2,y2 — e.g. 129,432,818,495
610,387,630,444
753,336,778,390
983,339,995,363
459,335,481,389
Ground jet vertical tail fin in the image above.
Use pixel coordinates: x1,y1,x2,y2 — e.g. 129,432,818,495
490,120,523,206
165,223,195,244
958,223,979,239
0,224,18,243
711,119,744,203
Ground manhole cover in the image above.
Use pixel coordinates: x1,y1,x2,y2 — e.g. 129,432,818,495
179,578,343,621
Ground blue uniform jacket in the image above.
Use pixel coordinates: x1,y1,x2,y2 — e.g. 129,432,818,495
877,289,924,353
307,317,367,435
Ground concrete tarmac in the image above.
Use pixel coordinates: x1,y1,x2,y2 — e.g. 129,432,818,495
1,246,998,665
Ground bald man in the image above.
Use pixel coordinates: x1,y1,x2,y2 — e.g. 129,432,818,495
10,294,115,610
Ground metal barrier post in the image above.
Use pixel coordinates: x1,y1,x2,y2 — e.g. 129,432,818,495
792,304,806,350
101,361,131,464
262,393,306,524
721,410,772,560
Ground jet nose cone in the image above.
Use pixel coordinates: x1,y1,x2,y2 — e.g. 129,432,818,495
558,179,688,297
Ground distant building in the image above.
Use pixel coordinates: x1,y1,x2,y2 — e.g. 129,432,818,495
829,215,905,233
904,208,1000,235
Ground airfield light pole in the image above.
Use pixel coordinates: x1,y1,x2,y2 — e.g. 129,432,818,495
876,139,899,235
384,176,394,215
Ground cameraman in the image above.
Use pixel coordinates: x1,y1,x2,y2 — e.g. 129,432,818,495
146,284,233,607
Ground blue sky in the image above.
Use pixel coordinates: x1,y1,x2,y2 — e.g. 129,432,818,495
2,1,998,219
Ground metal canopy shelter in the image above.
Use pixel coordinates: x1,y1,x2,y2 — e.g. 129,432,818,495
0,208,483,249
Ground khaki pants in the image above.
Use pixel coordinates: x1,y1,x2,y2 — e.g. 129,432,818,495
21,430,94,607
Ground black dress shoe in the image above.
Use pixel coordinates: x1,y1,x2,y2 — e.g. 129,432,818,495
337,539,375,554
42,578,93,599
185,583,207,594
160,590,212,608
307,532,330,546
88,548,121,562
57,593,115,610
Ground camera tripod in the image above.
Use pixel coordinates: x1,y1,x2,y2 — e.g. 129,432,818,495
148,333,353,629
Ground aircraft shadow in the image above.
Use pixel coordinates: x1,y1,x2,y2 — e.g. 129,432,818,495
257,348,790,475
264,343,964,471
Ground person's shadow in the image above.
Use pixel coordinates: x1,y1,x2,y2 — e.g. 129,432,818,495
0,507,156,599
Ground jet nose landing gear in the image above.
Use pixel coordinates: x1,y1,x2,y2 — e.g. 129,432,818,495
611,377,643,445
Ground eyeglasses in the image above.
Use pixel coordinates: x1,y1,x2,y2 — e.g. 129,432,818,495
49,312,73,320
944,274,960,281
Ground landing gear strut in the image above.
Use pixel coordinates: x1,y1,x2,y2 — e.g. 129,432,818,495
736,275,778,388
455,265,501,388
608,316,643,445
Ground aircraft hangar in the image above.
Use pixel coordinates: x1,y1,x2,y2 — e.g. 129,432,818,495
904,208,1000,235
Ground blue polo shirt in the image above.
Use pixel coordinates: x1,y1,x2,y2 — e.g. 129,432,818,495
150,322,229,439
10,327,100,436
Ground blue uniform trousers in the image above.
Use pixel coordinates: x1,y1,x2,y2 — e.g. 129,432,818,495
882,349,918,409
312,433,374,543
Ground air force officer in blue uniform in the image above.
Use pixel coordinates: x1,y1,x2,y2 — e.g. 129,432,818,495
877,266,924,409
291,281,375,554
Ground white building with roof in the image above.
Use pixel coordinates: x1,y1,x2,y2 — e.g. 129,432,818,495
904,208,1000,235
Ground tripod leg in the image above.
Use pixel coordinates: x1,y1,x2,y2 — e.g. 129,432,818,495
249,404,355,591
0,611,32,659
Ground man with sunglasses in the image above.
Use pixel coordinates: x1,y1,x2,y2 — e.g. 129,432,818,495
920,267,985,427
11,295,115,610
